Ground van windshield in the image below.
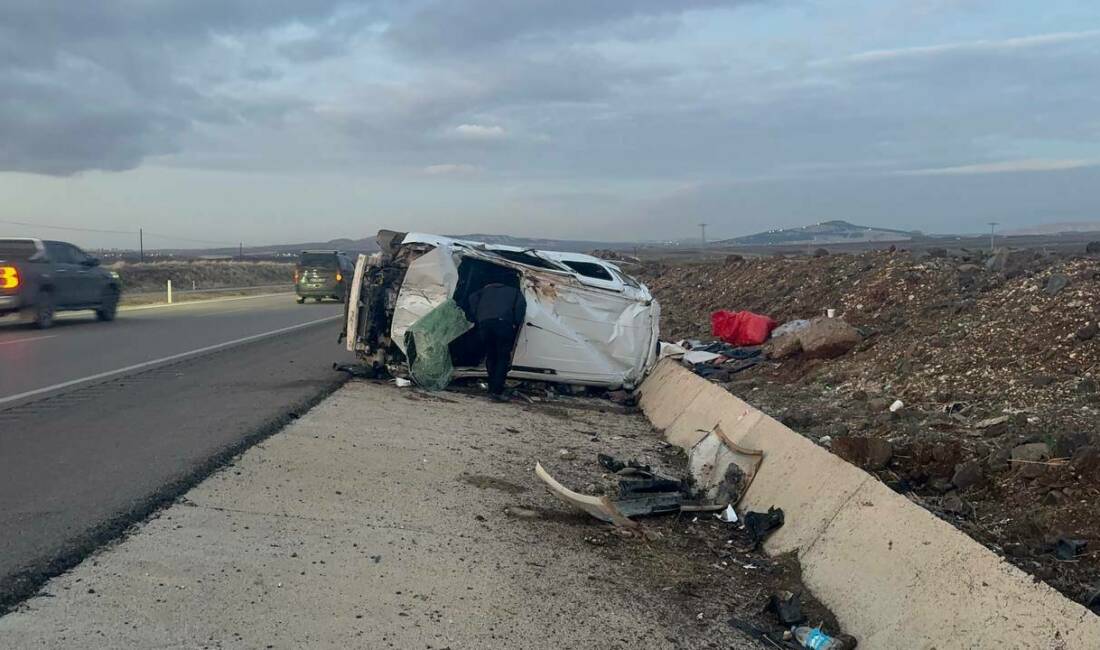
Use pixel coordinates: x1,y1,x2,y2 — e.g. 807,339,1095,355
0,240,40,261
299,252,338,268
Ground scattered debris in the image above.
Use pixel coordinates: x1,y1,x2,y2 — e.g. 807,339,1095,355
394,378,412,388
791,625,857,650
332,362,378,378
597,453,652,475
744,507,785,547
1055,538,1088,561
767,590,806,626
683,425,765,504
535,462,640,528
712,310,778,346
716,504,739,523
635,248,1100,602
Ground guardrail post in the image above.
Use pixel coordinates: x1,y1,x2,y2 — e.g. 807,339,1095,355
167,280,173,304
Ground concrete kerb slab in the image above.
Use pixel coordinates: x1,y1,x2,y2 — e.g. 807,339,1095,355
638,359,1100,648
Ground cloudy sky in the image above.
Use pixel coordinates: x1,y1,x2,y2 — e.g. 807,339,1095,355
2,0,1099,248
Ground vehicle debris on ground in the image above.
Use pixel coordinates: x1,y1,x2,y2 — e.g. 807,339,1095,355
634,245,1100,607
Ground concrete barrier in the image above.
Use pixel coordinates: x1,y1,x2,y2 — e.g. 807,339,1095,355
640,359,1100,649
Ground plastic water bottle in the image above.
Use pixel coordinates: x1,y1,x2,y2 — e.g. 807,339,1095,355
792,626,844,650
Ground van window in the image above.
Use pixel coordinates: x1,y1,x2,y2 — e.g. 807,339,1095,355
614,269,641,289
299,252,338,268
45,241,77,264
563,261,613,281
489,250,563,270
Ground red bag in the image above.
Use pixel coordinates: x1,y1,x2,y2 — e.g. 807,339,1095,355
710,310,777,346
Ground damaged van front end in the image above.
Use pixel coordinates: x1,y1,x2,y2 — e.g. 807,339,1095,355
344,231,661,389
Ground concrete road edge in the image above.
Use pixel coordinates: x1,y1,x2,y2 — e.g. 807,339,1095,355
639,358,1100,648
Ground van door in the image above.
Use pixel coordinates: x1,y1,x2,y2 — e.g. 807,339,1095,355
43,241,80,306
65,244,101,305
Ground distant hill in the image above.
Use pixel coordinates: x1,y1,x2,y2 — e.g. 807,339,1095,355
163,231,638,259
1004,221,1100,236
720,220,918,246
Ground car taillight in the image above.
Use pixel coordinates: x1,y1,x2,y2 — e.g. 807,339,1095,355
0,266,18,290
336,272,343,282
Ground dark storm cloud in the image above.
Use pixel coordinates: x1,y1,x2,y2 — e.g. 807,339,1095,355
0,0,355,175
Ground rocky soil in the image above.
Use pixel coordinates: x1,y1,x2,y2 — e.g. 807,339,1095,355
632,245,1100,611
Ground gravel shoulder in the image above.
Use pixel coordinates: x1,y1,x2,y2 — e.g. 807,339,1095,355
0,380,837,649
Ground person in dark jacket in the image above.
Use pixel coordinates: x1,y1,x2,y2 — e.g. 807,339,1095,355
468,282,527,400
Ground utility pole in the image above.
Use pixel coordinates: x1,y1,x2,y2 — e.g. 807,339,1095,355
139,228,144,262
987,222,999,253
698,223,708,247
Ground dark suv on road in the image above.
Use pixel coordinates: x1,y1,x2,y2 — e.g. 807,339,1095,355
294,250,353,303
0,238,121,329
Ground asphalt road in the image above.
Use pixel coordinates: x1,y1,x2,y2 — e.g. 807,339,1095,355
0,294,354,609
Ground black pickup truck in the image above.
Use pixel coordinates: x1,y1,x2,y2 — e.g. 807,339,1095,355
0,238,122,329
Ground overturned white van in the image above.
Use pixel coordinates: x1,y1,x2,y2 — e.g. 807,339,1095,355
344,231,661,389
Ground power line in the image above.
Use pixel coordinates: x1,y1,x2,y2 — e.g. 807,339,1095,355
0,219,238,248
0,219,134,235
141,231,238,247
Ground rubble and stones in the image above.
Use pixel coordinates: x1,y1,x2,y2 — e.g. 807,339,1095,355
635,247,1100,606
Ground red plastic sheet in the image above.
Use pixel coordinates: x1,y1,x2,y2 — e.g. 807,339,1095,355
711,310,777,346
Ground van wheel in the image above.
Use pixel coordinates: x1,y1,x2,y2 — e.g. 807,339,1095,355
96,287,119,321
297,296,306,304
33,292,55,329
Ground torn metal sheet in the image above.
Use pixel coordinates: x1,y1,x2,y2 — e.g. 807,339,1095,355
345,231,661,389
534,462,640,528
687,425,764,504
392,246,461,355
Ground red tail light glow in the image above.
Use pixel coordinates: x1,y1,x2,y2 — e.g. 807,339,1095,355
0,266,19,290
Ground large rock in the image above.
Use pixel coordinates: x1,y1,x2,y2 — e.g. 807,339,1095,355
767,333,802,359
1043,274,1069,296
985,248,1034,278
952,461,984,490
833,435,893,471
797,318,862,359
1011,442,1050,463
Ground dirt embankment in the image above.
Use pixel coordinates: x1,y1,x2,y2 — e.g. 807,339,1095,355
108,261,294,294
634,246,1100,609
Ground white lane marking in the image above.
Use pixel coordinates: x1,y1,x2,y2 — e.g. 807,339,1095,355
0,315,341,407
0,334,58,347
118,292,295,313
